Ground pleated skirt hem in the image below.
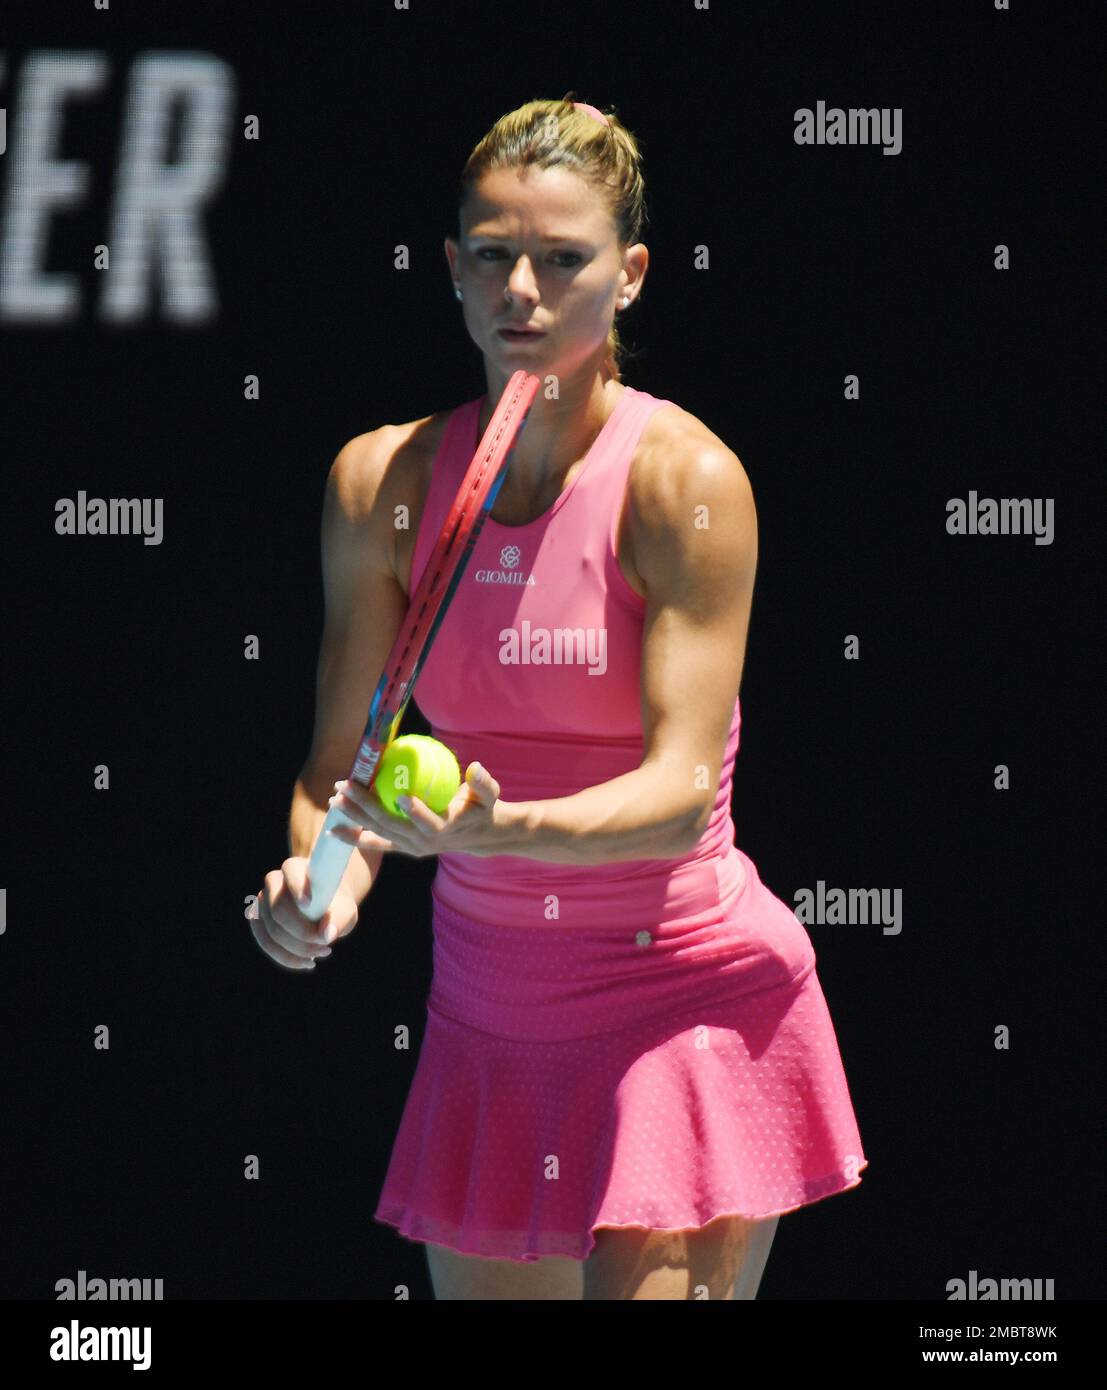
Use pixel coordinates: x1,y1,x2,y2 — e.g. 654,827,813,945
374,1159,869,1264
372,966,869,1265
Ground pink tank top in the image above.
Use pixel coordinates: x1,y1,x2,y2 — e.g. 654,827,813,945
409,383,745,928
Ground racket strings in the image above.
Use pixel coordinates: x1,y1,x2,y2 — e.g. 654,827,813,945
349,373,538,785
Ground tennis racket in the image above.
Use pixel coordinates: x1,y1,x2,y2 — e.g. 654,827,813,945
300,369,542,921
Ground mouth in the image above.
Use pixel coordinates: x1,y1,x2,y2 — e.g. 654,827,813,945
497,325,546,342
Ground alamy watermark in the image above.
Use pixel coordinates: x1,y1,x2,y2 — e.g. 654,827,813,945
794,101,902,156
794,880,902,935
946,1269,1055,1301
946,492,1054,545
498,621,608,677
55,1268,164,1299
50,1322,151,1370
55,492,163,545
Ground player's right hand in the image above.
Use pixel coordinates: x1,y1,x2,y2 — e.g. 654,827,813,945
250,856,359,970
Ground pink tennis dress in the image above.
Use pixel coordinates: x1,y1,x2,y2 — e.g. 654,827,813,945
372,384,869,1262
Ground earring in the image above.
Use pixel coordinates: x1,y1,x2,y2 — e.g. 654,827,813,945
619,297,630,308
455,287,463,300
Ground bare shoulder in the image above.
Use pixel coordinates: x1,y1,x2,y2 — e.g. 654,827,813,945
328,411,443,519
325,409,453,584
630,400,754,522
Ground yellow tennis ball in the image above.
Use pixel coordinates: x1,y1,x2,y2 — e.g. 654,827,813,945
373,735,461,820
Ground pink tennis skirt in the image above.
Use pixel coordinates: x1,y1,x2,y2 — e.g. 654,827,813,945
373,848,869,1263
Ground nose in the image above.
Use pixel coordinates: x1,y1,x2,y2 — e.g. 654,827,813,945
506,254,540,301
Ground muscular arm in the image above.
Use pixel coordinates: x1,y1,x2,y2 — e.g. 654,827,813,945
500,435,758,864
289,427,411,904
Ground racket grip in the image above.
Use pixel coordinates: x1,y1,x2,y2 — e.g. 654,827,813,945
301,802,360,922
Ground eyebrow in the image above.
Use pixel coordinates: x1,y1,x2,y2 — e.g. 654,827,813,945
467,232,590,244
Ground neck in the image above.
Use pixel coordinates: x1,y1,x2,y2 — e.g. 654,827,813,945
477,370,624,492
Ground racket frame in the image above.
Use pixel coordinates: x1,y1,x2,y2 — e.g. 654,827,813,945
300,369,541,920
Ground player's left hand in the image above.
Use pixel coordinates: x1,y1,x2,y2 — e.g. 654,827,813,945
327,762,510,859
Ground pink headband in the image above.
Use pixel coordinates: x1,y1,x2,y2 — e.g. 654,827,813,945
572,101,610,126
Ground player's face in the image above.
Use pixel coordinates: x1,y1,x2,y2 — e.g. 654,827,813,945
449,166,624,374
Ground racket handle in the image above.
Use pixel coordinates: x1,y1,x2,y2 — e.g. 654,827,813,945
301,802,359,922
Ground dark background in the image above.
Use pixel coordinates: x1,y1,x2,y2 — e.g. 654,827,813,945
1,0,1101,1301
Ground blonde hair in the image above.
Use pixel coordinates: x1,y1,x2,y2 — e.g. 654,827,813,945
457,92,647,383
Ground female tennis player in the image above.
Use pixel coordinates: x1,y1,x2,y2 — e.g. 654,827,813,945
252,94,868,1300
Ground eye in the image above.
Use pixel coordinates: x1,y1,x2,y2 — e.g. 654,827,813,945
474,248,583,267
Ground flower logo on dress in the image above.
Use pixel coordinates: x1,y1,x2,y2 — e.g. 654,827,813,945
500,545,521,569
